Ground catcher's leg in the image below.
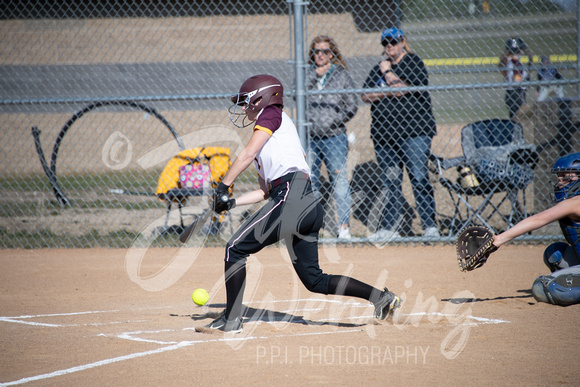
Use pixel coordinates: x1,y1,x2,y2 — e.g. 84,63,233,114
543,242,580,273
531,267,580,306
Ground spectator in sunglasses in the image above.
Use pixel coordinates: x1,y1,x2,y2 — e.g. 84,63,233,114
361,27,439,241
306,35,359,239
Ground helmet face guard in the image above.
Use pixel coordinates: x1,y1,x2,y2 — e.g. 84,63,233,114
228,94,252,128
228,75,284,128
551,153,580,202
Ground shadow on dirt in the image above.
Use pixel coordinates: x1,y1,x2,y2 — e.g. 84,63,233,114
173,304,367,328
443,289,533,304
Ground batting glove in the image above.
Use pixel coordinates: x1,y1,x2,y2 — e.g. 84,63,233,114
212,182,236,213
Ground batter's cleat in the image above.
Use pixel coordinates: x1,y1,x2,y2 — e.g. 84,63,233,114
373,287,401,320
206,313,243,333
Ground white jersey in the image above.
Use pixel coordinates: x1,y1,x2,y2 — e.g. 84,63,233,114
252,105,310,186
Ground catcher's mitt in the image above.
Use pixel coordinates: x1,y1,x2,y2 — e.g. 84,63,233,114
456,226,498,272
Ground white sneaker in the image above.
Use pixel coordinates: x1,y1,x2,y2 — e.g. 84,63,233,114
368,229,401,241
338,227,352,239
423,227,440,238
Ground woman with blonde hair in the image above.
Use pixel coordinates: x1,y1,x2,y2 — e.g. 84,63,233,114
306,35,358,239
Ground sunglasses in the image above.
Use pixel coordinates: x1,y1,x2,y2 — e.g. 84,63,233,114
313,49,332,55
382,38,401,47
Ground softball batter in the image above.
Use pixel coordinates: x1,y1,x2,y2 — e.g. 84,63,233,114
206,74,401,332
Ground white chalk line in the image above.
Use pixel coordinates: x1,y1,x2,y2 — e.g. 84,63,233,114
234,312,508,326
0,311,121,328
0,318,62,327
0,306,172,321
246,298,362,305
0,306,174,328
0,300,509,385
0,310,120,327
3,310,119,319
403,312,509,326
254,300,509,326
0,328,362,386
105,310,508,347
113,329,177,345
0,342,192,386
0,301,508,329
0,317,149,328
249,300,508,326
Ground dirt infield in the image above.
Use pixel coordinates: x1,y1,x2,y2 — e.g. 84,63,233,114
0,245,578,386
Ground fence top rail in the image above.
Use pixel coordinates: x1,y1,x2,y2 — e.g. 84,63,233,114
2,79,577,106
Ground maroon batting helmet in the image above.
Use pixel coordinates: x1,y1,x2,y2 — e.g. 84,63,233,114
229,74,284,127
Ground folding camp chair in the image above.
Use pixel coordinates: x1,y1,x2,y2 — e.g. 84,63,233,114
156,147,232,234
430,119,538,236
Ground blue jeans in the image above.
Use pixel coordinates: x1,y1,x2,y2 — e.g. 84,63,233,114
374,135,437,231
308,134,351,227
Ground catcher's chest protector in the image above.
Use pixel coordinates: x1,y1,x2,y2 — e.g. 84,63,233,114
559,217,580,249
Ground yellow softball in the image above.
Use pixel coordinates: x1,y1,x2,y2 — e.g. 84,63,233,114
192,288,210,306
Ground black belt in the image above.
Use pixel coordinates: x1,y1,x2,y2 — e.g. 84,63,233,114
268,172,310,192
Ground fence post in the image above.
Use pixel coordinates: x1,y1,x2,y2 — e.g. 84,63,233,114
577,0,580,97
289,0,307,148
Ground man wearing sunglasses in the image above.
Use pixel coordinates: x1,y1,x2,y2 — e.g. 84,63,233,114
362,27,439,241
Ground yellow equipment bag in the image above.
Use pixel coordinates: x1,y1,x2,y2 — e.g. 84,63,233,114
156,147,232,197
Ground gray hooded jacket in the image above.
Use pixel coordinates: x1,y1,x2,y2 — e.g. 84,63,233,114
306,64,358,139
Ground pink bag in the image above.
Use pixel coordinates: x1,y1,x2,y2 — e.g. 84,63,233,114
178,162,211,191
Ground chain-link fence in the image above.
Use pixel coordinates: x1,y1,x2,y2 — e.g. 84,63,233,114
1,0,578,248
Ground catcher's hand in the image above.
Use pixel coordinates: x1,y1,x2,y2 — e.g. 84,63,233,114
456,226,498,272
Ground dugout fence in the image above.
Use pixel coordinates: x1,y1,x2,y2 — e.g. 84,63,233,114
1,0,578,248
